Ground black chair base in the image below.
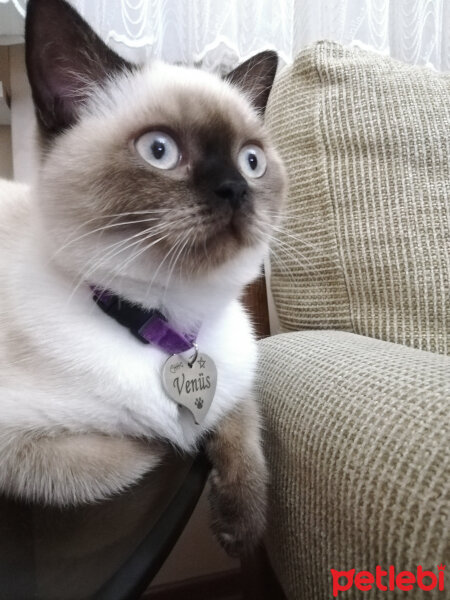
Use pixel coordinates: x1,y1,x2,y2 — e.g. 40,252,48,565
0,450,210,600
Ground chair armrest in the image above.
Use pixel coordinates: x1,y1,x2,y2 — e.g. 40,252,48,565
256,330,450,600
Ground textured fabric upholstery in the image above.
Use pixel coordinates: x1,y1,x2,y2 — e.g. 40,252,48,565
256,330,450,600
265,42,450,355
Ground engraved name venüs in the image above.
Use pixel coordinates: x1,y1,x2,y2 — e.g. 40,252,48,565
162,352,217,424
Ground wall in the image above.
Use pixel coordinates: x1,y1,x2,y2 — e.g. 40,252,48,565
0,125,13,179
0,46,12,180
8,44,37,183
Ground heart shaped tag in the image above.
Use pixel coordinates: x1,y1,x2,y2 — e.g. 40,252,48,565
161,351,217,424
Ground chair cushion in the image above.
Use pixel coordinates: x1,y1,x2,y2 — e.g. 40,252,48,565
256,330,450,599
265,41,450,354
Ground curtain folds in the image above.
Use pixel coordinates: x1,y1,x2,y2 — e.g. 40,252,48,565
1,0,449,71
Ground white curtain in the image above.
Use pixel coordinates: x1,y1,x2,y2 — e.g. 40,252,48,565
1,0,449,71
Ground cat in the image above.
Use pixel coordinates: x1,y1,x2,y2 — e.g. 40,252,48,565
0,0,286,556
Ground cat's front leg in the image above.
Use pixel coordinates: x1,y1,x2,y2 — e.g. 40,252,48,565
205,396,268,557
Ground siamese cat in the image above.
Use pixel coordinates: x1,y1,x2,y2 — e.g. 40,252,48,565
0,0,286,555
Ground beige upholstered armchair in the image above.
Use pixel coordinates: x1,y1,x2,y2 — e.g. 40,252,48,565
256,42,450,600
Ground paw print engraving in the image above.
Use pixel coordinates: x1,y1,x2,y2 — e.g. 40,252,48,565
195,397,204,409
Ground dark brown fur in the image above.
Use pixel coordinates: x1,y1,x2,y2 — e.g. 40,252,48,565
205,398,268,556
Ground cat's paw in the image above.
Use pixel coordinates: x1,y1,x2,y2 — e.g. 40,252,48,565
208,465,267,557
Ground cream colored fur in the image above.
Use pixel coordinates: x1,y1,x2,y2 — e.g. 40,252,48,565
0,67,281,504
0,51,285,508
0,174,262,504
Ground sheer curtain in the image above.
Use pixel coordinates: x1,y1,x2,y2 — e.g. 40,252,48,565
1,0,449,72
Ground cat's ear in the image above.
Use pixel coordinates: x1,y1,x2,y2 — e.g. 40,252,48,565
25,0,134,137
225,51,278,115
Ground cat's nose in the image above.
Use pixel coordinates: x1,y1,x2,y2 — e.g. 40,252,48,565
214,179,249,209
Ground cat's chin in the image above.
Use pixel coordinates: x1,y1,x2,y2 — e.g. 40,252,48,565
192,226,264,273
197,208,268,263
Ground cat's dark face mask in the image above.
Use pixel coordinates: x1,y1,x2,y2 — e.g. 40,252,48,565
25,0,286,288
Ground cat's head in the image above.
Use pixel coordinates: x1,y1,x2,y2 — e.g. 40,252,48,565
26,0,286,305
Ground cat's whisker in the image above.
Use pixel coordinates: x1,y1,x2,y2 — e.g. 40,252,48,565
112,218,194,294
86,216,194,305
158,231,188,288
55,208,172,243
254,215,328,273
268,248,297,284
86,221,177,280
270,236,318,270
252,230,297,284
78,222,171,279
161,229,194,306
177,234,194,281
253,231,297,284
143,227,191,304
143,244,177,303
271,225,332,255
265,216,342,268
103,234,168,297
65,226,174,306
80,230,175,313
270,229,340,277
52,216,168,257
185,230,199,277
253,226,316,282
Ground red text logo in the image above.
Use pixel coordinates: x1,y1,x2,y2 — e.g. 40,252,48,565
331,565,445,596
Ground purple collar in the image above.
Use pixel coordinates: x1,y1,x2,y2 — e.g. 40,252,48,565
91,287,198,355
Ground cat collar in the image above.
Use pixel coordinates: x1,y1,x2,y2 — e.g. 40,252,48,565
91,287,197,354
91,286,217,425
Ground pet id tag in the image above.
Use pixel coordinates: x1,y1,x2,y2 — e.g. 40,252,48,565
162,345,217,424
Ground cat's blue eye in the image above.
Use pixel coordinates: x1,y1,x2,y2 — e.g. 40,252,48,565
135,131,180,170
238,144,267,179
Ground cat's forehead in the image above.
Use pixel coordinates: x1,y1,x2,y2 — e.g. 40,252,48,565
90,61,264,143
